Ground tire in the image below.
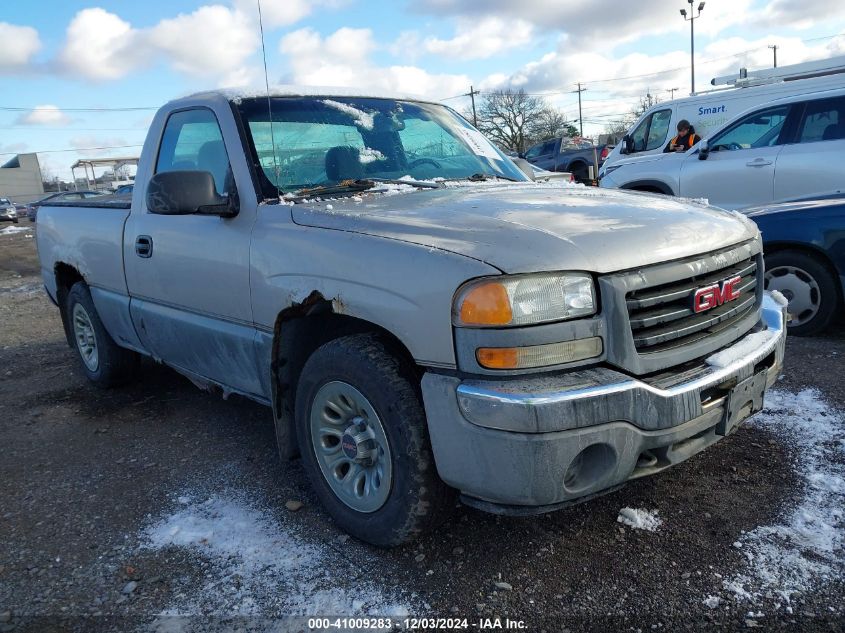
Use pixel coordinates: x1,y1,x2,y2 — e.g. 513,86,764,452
295,333,455,547
569,161,590,183
764,249,840,336
65,282,138,386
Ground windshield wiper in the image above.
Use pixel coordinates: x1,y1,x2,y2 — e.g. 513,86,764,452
366,177,442,189
445,173,520,183
289,178,440,201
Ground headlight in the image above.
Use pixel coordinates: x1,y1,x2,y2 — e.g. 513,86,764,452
453,273,596,327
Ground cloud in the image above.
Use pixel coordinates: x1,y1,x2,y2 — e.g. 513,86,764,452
422,17,533,60
68,136,130,150
15,105,72,126
412,0,755,48
58,8,141,81
758,0,845,29
279,26,470,99
0,22,41,73
147,5,258,86
57,5,258,86
233,0,349,28
478,33,845,132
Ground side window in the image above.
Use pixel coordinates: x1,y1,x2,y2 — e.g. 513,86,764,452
710,105,790,152
797,96,845,143
646,110,672,150
524,143,543,159
629,109,671,152
156,109,232,195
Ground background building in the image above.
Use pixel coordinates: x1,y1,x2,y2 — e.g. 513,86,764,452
0,153,44,203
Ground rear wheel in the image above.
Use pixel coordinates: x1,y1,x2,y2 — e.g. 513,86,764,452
569,161,590,183
295,333,454,547
65,282,138,386
764,250,839,336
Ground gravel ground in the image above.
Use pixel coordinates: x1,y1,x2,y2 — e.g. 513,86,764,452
1,226,843,633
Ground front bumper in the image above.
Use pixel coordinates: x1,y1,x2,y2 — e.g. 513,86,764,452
421,293,787,511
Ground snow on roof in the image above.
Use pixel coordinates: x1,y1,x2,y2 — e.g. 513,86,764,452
181,85,441,106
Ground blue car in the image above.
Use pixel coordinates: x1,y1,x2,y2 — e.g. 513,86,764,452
744,196,845,335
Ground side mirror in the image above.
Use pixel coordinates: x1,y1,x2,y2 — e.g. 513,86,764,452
146,171,238,217
621,134,633,155
512,158,536,181
698,140,710,161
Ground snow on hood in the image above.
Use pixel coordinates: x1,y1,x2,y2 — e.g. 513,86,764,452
290,181,760,274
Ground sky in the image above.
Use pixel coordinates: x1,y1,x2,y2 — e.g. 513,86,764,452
1,0,845,182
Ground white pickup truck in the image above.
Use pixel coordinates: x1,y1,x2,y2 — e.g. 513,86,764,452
36,88,787,546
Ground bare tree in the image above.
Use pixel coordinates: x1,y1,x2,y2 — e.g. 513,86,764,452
529,107,579,145
469,89,547,153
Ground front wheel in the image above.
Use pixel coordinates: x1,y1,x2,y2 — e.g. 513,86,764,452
295,333,454,547
764,250,840,336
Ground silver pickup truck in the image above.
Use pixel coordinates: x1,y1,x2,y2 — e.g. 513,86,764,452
37,89,787,546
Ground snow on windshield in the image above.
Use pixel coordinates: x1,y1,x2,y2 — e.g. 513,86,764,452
320,99,375,130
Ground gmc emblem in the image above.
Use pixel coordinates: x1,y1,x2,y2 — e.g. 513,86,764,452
693,275,742,313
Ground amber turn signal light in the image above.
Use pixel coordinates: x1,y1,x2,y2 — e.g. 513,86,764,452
458,281,513,326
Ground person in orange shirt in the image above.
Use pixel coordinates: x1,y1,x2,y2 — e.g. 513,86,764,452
664,119,701,152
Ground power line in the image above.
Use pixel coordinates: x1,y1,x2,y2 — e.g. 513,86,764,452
0,144,143,156
0,106,158,112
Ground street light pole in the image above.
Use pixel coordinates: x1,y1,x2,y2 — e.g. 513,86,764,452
680,1,705,95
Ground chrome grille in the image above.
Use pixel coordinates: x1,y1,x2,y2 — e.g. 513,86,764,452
626,256,760,353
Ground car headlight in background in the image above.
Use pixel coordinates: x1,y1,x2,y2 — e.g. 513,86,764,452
453,273,596,327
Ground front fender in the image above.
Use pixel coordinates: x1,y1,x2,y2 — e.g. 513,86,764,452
250,219,500,368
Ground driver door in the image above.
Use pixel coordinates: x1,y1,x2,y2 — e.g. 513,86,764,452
679,104,794,209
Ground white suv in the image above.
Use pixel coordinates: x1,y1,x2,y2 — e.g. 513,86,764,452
600,88,845,209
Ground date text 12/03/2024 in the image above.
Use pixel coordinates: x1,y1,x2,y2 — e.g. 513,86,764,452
307,618,528,630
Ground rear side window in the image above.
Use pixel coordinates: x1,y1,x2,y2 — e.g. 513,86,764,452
797,96,845,143
156,108,232,195
629,109,671,152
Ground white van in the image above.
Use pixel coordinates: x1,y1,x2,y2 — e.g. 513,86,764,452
599,86,845,209
601,55,845,171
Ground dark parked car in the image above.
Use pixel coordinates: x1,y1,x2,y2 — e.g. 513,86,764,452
26,191,102,221
744,196,845,335
113,184,134,196
521,137,613,183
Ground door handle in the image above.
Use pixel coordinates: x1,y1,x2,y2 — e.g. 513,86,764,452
746,158,772,167
135,235,153,258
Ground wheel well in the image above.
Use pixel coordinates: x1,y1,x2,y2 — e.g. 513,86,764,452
620,180,674,195
763,242,844,306
54,263,84,345
270,291,418,459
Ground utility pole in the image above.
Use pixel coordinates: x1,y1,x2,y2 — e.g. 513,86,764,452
768,44,779,68
680,1,705,95
464,85,481,127
573,82,587,137
667,87,679,100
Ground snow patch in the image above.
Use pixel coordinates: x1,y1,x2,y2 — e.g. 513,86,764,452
703,595,722,609
359,148,385,164
321,99,375,130
617,507,662,532
0,225,31,235
142,493,412,617
705,329,778,369
768,289,789,308
718,389,845,604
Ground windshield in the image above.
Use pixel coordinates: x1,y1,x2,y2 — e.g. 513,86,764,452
236,96,527,197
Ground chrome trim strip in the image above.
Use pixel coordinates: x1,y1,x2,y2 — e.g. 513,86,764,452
457,293,784,409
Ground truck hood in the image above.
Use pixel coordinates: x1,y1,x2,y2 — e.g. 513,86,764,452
291,183,759,274
603,151,685,174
